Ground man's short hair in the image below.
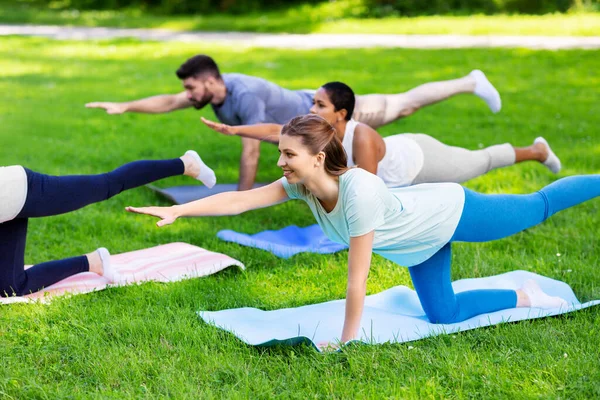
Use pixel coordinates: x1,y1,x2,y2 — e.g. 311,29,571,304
176,55,221,80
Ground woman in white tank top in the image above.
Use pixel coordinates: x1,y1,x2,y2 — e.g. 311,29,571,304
201,81,562,187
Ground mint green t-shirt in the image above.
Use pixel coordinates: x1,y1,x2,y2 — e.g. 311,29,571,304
280,168,465,266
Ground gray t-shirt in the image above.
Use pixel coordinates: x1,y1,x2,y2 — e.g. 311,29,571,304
211,73,314,125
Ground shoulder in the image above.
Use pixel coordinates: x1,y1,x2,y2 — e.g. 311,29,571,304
224,73,252,93
353,123,379,145
342,168,386,194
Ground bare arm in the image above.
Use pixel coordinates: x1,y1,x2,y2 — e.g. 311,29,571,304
86,91,193,114
126,180,289,226
352,124,384,175
201,117,282,144
340,231,375,343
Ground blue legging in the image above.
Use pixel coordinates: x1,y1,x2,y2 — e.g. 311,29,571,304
0,159,184,296
409,175,600,324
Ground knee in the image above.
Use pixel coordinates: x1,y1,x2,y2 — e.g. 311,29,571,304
396,104,419,118
423,305,460,324
0,283,22,297
103,174,124,199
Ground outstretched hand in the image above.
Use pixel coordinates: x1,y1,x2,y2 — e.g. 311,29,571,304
201,117,236,136
85,102,126,115
316,341,341,352
125,206,178,227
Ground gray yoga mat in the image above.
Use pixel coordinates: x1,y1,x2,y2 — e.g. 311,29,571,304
147,183,268,204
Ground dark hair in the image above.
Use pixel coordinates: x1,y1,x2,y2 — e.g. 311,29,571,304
176,55,221,80
281,114,349,177
321,81,355,121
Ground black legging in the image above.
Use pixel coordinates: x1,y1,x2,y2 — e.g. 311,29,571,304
0,159,183,296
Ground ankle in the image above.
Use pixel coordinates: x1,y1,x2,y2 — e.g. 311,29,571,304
533,142,549,162
464,74,477,93
516,289,530,307
180,154,200,178
86,251,103,275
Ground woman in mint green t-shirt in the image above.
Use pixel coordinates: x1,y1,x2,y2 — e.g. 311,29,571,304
127,114,600,347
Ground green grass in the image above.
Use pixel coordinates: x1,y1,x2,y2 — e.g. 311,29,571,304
1,36,599,398
1,1,600,35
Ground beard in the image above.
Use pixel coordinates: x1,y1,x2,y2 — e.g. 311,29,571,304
190,95,212,110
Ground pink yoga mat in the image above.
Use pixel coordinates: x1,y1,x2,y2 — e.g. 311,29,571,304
1,242,245,305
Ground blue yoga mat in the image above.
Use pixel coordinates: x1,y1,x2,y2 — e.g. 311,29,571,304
217,224,347,258
198,270,599,351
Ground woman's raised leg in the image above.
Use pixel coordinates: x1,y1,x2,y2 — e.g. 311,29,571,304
18,151,213,218
452,175,600,243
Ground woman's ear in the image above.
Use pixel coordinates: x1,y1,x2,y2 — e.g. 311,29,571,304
316,151,326,167
337,108,348,122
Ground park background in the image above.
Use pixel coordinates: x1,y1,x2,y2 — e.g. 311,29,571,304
1,0,599,398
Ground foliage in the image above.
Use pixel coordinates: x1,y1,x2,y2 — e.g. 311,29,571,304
2,2,600,35
8,0,600,15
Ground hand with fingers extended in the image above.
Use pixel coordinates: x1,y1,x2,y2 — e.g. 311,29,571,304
316,341,341,352
125,206,179,227
85,102,127,115
201,117,237,136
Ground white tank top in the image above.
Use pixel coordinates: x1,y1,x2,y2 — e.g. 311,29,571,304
0,165,28,223
341,120,424,188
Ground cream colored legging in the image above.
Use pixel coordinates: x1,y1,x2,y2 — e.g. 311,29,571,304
352,94,411,128
405,134,517,185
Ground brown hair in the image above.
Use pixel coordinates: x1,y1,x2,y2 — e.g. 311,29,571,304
281,114,349,176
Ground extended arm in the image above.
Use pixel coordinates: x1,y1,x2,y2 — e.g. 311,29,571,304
86,91,193,114
200,117,282,144
340,231,375,343
126,180,289,226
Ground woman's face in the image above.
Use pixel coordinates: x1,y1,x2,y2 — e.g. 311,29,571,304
309,88,345,124
277,134,322,184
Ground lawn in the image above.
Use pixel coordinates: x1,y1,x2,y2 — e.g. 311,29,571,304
0,36,599,398
1,1,600,35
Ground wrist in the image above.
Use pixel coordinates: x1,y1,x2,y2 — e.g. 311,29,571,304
171,205,182,218
340,327,358,343
340,334,355,344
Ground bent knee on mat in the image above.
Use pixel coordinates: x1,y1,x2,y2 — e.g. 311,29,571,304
423,306,461,324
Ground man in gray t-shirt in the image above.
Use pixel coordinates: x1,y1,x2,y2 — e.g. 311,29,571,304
211,73,313,127
87,54,501,191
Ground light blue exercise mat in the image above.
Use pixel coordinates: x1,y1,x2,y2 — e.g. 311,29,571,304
198,270,599,351
217,224,347,258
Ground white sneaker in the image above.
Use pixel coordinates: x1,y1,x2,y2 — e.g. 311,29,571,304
521,279,568,309
185,150,217,188
534,137,562,174
97,247,122,284
470,69,502,113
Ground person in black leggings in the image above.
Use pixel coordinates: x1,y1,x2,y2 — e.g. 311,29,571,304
0,150,215,297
